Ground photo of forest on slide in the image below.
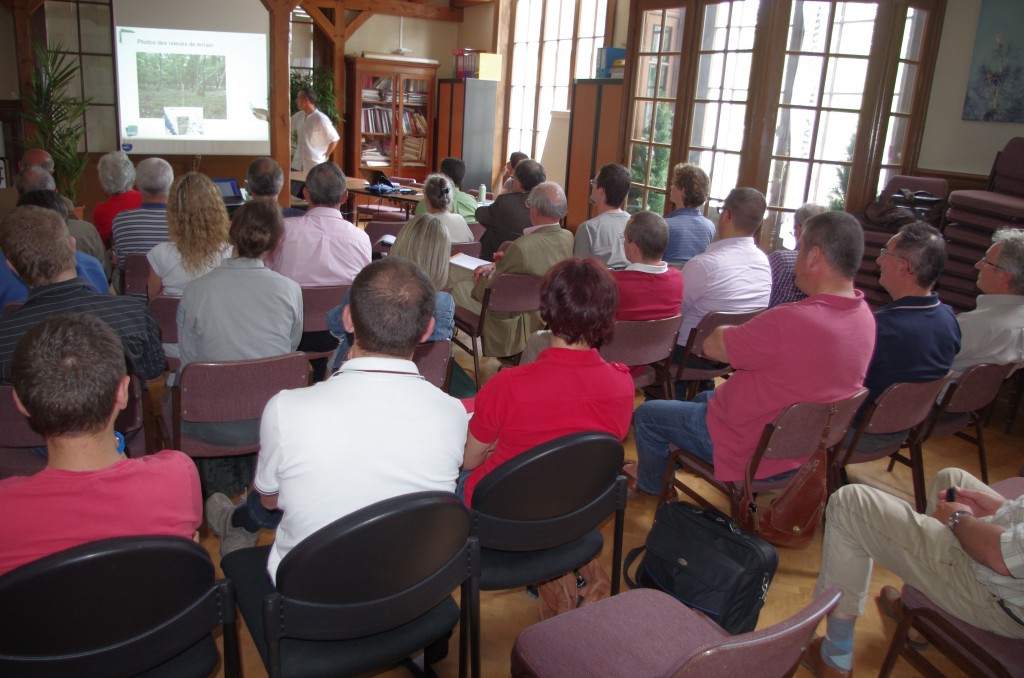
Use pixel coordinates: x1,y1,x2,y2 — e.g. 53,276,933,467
136,53,227,118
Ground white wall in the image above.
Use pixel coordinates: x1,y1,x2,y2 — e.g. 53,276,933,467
345,15,459,77
918,0,1024,175
457,4,494,52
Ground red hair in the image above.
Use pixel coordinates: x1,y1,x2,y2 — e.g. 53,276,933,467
540,258,618,348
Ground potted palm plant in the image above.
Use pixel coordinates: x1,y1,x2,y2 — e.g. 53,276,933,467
23,43,91,205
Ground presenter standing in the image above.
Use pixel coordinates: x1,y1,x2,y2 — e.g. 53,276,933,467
290,87,340,192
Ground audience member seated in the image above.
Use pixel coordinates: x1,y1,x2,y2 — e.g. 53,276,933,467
852,222,960,452
476,159,546,261
8,190,108,299
664,163,715,265
450,182,574,359
15,150,75,217
269,161,370,286
148,172,233,298
326,213,455,370
458,258,634,505
0,313,200,576
631,211,875,496
15,168,108,276
417,172,475,243
573,163,631,269
950,227,1024,375
176,201,302,498
209,257,467,570
112,157,174,279
768,203,827,307
93,151,143,247
246,156,304,217
0,206,163,383
676,187,772,362
805,467,1024,678
496,151,529,197
414,156,480,223
520,210,684,364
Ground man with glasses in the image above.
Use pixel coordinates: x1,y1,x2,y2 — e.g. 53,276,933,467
475,159,546,261
573,163,632,269
950,227,1024,374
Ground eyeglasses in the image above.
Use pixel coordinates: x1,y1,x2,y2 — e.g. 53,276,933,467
978,256,1007,271
715,205,729,216
525,198,531,208
878,247,909,263
589,177,598,188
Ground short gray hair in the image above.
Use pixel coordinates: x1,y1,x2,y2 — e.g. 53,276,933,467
136,157,174,197
15,166,56,196
801,210,864,280
892,221,946,289
246,157,284,197
304,162,346,206
528,182,567,221
423,173,454,212
994,228,1024,295
97,152,136,195
794,203,828,227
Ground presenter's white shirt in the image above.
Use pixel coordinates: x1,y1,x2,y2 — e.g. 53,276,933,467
291,108,339,172
254,357,468,583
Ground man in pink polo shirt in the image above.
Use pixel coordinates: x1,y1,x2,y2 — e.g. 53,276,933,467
631,210,875,495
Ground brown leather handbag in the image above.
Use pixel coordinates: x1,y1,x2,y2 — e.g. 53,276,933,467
741,442,828,548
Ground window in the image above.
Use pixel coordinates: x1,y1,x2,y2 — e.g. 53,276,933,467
506,0,609,162
43,0,116,152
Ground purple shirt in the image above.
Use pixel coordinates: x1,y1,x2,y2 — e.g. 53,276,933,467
270,207,371,286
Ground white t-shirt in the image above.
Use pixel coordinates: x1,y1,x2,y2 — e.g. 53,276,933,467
291,108,340,172
255,356,468,582
433,210,475,243
147,242,233,296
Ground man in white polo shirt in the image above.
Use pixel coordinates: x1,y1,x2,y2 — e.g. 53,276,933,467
291,86,339,173
211,257,467,583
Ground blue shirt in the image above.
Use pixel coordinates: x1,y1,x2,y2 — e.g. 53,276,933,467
865,293,961,402
664,207,715,264
0,251,109,311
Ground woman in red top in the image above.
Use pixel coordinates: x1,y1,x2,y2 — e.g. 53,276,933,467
92,152,142,246
459,257,635,505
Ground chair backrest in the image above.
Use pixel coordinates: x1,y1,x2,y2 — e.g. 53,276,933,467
468,222,485,241
991,137,1024,197
687,309,765,361
672,587,842,676
365,220,406,248
268,492,475,647
176,352,309,426
452,241,483,258
299,285,349,333
484,273,543,315
121,253,150,298
412,339,452,390
944,362,1015,415
599,315,682,367
864,375,953,436
471,431,624,550
756,388,869,464
0,536,240,677
148,295,180,344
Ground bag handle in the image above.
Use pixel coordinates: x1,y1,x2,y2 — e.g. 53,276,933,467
623,545,645,589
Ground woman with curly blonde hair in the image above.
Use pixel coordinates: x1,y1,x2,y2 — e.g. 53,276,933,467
147,172,233,298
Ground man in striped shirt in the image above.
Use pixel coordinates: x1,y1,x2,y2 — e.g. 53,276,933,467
111,157,173,279
0,206,163,382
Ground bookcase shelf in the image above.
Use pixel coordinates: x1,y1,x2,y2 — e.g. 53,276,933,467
345,56,438,182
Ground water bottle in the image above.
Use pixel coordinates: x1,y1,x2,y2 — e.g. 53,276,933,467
478,183,488,204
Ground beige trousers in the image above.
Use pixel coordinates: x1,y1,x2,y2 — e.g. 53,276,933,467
814,468,1024,638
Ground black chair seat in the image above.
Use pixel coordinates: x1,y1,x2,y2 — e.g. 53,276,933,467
479,529,603,590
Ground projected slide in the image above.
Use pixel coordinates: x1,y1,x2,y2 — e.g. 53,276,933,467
115,26,269,155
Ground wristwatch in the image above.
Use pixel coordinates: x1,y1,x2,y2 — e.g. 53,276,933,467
947,510,971,532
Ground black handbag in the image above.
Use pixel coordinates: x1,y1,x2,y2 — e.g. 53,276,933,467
624,502,778,634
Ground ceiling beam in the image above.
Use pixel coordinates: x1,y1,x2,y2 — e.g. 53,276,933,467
303,0,462,22
343,11,373,42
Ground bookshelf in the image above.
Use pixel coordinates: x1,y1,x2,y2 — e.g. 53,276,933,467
345,57,438,183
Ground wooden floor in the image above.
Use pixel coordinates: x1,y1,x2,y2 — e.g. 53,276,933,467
203,348,1023,677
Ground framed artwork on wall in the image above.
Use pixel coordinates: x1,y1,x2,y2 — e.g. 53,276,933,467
962,0,1024,123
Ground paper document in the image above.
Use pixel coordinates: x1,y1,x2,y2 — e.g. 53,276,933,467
450,252,490,270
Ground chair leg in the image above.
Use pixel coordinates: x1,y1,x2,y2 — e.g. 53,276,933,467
909,442,927,513
974,418,989,485
878,610,915,678
470,338,481,389
611,502,624,596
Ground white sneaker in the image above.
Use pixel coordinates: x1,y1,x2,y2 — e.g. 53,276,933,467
205,492,258,558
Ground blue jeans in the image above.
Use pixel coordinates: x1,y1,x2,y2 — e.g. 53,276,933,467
633,391,714,494
231,490,283,532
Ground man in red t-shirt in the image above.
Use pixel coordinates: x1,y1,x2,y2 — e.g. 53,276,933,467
631,210,875,495
0,313,201,577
